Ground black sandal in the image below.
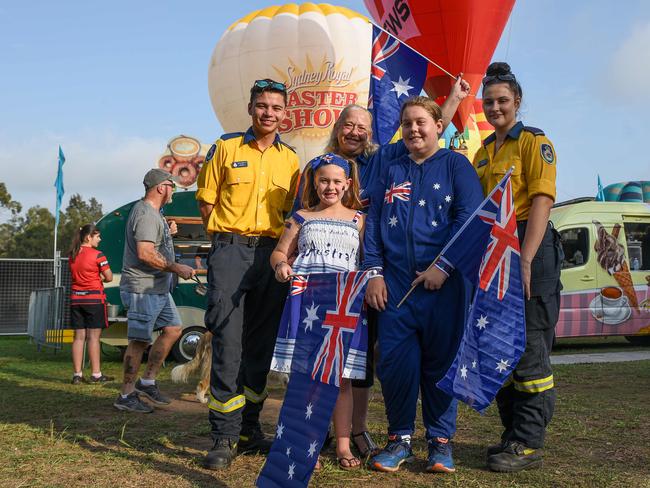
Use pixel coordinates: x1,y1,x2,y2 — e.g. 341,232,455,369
351,431,380,458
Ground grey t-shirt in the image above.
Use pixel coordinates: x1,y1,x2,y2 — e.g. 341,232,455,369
120,200,175,294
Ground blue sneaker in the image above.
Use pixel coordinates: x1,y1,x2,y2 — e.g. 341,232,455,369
426,437,455,473
371,435,415,472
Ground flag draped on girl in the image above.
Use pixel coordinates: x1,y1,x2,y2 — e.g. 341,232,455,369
258,271,369,488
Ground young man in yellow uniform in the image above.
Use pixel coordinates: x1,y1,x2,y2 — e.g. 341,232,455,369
196,79,300,470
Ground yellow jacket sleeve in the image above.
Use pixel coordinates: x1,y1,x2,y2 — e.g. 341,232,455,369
283,158,300,213
521,133,557,201
196,141,224,205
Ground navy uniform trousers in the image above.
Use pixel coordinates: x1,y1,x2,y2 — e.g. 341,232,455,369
377,269,470,440
496,222,563,449
205,234,289,441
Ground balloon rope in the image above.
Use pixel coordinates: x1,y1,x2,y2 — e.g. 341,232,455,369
369,21,457,80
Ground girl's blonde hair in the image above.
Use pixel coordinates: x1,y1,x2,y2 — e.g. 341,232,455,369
301,157,363,210
399,96,443,123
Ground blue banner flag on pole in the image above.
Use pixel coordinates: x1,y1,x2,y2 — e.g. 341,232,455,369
596,174,605,201
54,146,65,226
368,25,428,145
437,175,526,413
258,271,369,488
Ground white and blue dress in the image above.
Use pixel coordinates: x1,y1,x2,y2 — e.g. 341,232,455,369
270,210,366,379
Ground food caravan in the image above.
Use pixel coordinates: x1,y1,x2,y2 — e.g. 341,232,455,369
551,198,650,344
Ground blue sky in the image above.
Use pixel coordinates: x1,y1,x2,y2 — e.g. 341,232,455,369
1,0,649,215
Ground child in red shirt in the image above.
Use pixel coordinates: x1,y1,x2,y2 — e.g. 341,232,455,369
68,224,113,384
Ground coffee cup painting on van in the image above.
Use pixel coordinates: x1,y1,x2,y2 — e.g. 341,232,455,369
589,285,631,325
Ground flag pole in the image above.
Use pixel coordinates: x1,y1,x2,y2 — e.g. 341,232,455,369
396,168,514,308
369,21,457,81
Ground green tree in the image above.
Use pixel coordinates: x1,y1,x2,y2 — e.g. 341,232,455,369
0,182,104,258
0,182,22,217
8,206,55,258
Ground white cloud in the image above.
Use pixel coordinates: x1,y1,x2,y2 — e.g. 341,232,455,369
0,130,167,216
603,22,650,102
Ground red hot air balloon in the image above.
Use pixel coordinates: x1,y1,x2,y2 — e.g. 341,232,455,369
364,0,515,130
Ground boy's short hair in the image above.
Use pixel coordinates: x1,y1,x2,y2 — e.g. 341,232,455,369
399,96,442,123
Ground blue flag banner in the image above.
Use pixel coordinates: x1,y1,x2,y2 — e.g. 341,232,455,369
368,25,428,145
54,146,65,226
259,271,369,488
596,174,605,201
437,176,526,413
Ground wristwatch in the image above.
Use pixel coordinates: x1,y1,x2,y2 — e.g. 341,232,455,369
366,268,384,279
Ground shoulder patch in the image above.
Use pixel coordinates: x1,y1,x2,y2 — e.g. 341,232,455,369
205,144,216,161
280,141,296,153
523,126,545,136
219,132,245,141
540,143,555,164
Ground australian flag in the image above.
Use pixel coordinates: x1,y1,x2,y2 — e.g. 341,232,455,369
436,172,526,413
258,271,369,488
369,25,427,145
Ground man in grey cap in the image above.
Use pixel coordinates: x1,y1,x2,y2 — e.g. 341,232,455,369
114,168,195,413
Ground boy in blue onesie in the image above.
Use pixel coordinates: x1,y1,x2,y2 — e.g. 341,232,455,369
363,96,483,473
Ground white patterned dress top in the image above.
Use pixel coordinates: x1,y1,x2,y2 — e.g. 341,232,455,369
291,211,363,275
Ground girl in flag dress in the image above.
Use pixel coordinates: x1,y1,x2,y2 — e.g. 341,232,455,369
270,152,365,470
474,62,561,473
363,96,484,473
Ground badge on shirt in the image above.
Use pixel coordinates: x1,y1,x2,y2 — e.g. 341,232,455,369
477,159,488,168
540,144,555,164
232,161,248,168
205,144,216,162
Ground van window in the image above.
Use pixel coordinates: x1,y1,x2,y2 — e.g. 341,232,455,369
174,243,211,272
623,222,650,270
560,227,589,269
169,220,210,272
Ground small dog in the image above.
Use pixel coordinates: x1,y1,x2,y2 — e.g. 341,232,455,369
171,331,289,404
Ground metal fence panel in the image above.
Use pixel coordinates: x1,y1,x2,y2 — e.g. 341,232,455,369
27,287,65,350
0,259,71,334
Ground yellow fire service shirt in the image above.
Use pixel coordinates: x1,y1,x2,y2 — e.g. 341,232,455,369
473,122,557,221
196,128,300,238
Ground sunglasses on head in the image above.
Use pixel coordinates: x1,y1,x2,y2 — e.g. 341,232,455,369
253,79,287,92
482,73,517,86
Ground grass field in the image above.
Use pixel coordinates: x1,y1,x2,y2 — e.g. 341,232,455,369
1,336,649,488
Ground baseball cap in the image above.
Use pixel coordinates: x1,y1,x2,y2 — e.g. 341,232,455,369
143,168,180,190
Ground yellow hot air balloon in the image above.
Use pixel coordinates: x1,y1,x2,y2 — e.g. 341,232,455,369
208,3,372,167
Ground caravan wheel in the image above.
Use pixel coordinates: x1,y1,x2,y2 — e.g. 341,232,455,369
171,326,206,363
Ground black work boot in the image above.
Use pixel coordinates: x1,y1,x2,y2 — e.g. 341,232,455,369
486,440,509,457
487,441,543,472
203,438,238,470
238,429,273,454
